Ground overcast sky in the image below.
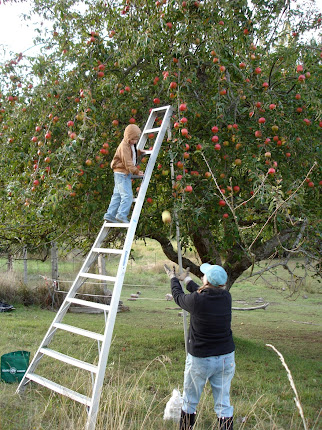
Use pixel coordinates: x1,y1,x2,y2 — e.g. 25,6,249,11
0,0,321,63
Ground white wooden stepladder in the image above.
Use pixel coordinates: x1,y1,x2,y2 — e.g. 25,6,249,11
16,105,173,430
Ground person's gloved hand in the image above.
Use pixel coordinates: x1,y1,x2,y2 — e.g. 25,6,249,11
164,264,177,279
177,267,190,281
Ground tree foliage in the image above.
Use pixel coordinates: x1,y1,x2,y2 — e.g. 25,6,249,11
0,0,321,289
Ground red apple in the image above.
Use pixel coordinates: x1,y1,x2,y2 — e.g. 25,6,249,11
212,135,219,143
185,185,193,193
179,103,187,111
219,199,226,207
211,125,219,133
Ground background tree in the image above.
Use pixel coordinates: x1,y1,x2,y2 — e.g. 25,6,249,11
0,0,321,289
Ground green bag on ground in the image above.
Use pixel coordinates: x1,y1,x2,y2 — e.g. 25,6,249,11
1,350,30,383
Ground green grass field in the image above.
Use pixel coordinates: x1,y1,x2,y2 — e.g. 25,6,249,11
0,239,321,429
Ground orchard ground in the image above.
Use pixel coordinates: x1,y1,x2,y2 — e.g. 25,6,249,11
0,239,321,430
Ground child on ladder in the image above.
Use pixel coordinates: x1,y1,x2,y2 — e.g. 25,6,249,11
103,124,144,223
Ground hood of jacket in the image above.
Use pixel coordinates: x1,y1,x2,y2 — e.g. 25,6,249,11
123,124,141,142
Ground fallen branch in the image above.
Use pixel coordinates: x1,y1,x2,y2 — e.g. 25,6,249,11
232,303,270,311
292,320,319,326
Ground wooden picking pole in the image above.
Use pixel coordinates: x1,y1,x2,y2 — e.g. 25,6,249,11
168,128,188,354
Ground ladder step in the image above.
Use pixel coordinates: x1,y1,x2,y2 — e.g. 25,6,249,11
26,373,91,406
103,221,130,227
92,247,123,255
40,348,98,373
144,127,161,134
67,298,111,312
151,105,171,112
53,323,105,342
80,273,117,282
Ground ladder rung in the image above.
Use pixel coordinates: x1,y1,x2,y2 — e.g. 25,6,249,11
80,273,116,282
40,348,98,373
131,174,145,179
26,373,91,406
53,323,105,342
67,298,111,311
103,221,130,227
144,127,161,134
151,105,171,112
92,247,123,255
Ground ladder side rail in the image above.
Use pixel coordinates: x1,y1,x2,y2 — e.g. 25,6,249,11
136,108,163,152
136,110,156,152
17,223,110,394
86,105,173,430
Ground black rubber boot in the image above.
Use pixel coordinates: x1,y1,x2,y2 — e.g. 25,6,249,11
179,410,196,429
215,416,233,430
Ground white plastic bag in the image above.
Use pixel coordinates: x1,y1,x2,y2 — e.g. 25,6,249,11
163,388,183,422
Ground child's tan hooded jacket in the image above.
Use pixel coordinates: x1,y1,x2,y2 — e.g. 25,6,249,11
110,124,141,175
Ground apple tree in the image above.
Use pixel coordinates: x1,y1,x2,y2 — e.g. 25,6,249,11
0,0,321,289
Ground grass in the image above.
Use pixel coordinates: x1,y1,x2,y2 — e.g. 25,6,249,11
0,239,321,429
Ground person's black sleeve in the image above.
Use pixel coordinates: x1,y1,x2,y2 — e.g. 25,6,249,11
170,277,197,313
186,279,200,293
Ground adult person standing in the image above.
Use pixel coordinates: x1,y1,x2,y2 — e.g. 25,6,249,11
164,263,235,430
103,124,144,223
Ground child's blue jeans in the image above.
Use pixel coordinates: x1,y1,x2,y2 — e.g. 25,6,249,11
106,172,133,220
182,351,235,418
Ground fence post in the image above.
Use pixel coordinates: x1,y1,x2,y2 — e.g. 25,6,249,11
51,242,59,286
23,246,28,284
7,253,13,272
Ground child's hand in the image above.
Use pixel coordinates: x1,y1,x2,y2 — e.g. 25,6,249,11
138,171,144,176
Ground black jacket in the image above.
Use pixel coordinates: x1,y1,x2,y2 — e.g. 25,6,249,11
171,277,235,357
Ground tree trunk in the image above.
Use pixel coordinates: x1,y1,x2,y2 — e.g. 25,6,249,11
98,254,112,296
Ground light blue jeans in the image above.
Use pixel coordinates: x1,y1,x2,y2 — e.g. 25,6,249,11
105,172,133,220
182,351,235,417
